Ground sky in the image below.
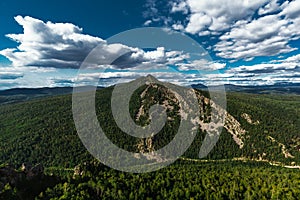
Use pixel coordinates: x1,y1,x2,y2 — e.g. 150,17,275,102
0,0,300,90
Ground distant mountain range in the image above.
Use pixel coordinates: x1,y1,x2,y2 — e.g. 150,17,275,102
0,86,103,105
0,82,299,105
191,82,300,95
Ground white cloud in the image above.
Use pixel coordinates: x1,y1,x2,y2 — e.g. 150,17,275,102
227,63,298,74
280,0,300,18
143,0,172,26
171,1,189,14
185,13,212,34
172,23,185,31
162,0,300,61
0,16,200,72
215,8,300,60
283,54,300,63
0,65,58,90
176,59,226,71
183,0,269,33
53,71,206,87
221,53,300,84
1,16,227,89
258,0,281,15
0,16,104,68
144,20,152,26
196,53,300,85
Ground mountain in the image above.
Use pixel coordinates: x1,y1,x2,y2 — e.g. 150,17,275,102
1,76,300,199
192,82,300,95
0,76,299,168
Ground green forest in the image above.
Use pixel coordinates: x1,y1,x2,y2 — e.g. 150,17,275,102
0,84,300,199
2,160,300,199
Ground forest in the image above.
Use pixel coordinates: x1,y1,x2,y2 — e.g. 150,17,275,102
1,160,300,199
0,84,300,199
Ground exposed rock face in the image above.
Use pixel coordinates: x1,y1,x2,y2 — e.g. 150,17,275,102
194,90,246,149
241,113,260,125
137,137,154,153
224,113,246,149
134,80,248,154
268,136,295,159
74,165,84,176
21,162,32,173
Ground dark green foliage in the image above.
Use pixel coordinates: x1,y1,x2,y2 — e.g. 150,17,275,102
0,87,300,168
226,92,300,163
0,95,93,168
0,85,300,199
2,160,300,200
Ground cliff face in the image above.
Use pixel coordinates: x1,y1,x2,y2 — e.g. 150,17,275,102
132,79,245,155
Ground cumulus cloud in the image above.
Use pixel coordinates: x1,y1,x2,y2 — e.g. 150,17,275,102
280,0,300,18
2,16,181,70
183,0,269,33
0,16,105,68
0,16,229,89
282,54,300,63
171,23,185,31
171,1,189,14
58,70,208,87
185,13,212,34
0,16,104,68
214,0,300,60
183,52,300,86
218,53,300,85
47,53,300,87
258,0,281,15
156,0,300,61
176,59,226,71
215,14,298,60
1,16,219,72
227,63,299,74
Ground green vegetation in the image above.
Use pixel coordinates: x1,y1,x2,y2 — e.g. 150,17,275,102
0,84,300,199
226,92,300,163
2,160,300,199
1,86,299,167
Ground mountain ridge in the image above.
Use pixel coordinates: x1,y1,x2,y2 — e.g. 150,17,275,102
192,82,300,95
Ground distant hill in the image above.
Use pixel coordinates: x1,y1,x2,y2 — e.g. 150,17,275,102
192,82,300,95
0,86,103,105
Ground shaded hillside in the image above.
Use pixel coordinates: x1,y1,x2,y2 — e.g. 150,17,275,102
0,86,103,105
0,87,73,105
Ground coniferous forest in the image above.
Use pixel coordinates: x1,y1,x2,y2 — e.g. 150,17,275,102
1,85,300,199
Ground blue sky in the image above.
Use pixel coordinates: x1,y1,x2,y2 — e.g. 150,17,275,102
0,0,300,89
